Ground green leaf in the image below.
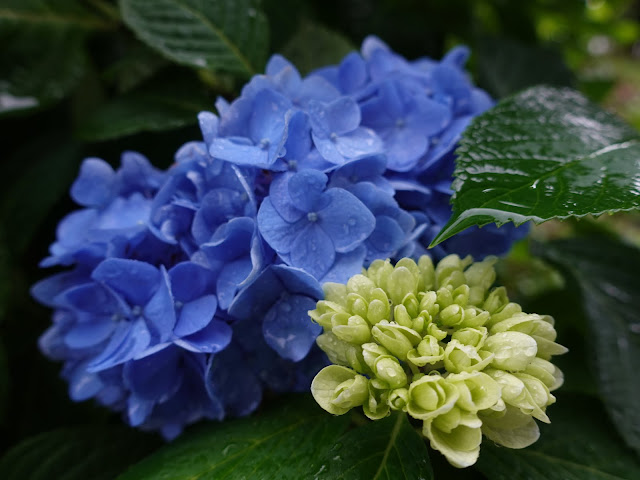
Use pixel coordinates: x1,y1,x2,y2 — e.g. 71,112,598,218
0,0,114,116
76,74,209,141
431,86,640,246
536,236,640,455
0,427,159,480
281,22,355,75
118,395,350,480
317,412,433,480
0,138,82,255
475,394,640,480
120,0,269,76
476,37,574,98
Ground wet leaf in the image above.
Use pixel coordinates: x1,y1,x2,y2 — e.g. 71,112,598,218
0,427,159,480
476,37,574,98
431,86,640,246
120,0,269,76
536,236,640,455
0,0,113,116
476,394,640,480
117,395,350,480
281,22,355,75
316,412,433,480
76,75,210,141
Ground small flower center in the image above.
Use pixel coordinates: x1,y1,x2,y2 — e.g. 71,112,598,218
287,159,298,171
131,305,143,317
395,118,406,128
330,132,338,142
307,212,319,222
259,138,271,150
175,301,184,310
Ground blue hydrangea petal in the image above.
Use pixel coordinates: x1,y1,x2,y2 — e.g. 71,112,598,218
290,223,335,279
287,169,328,213
96,193,151,231
318,188,375,252
169,262,215,303
208,137,273,168
383,126,429,172
296,75,341,105
442,45,470,67
174,319,232,353
206,344,262,417
64,316,115,349
249,89,291,145
128,395,155,427
62,283,122,315
68,362,104,401
119,151,164,194
273,264,323,298
338,52,368,94
174,294,217,337
198,111,219,145
367,215,406,257
217,258,253,310
282,110,312,162
88,318,151,372
123,347,183,402
308,97,360,136
267,173,306,223
334,127,383,159
320,245,367,284
142,266,176,343
262,294,322,361
257,197,307,255
31,270,89,307
70,158,117,208
92,259,160,307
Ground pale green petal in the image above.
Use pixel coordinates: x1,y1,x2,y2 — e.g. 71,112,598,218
407,375,459,420
423,417,482,468
332,315,371,344
311,365,368,415
484,331,538,371
480,405,540,449
448,371,501,412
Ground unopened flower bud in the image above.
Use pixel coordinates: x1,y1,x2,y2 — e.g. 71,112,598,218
483,286,509,314
388,266,418,305
371,322,421,361
407,335,445,367
311,365,368,415
366,288,390,325
423,407,482,468
332,315,371,344
407,374,459,420
444,340,494,373
447,371,501,412
374,356,408,389
440,304,464,327
364,378,391,420
451,327,488,349
388,387,410,411
347,293,368,319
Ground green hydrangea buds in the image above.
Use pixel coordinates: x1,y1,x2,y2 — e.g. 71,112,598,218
309,254,567,468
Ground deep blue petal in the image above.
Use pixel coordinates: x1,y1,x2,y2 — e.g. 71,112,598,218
64,316,115,349
257,197,307,255
123,346,183,401
92,258,160,307
262,294,321,361
143,266,176,343
88,319,151,372
290,223,335,279
174,319,232,353
174,294,217,337
169,261,215,303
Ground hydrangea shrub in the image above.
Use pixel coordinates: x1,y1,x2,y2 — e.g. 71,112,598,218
32,36,527,438
310,254,567,467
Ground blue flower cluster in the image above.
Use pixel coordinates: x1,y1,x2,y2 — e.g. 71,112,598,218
33,37,526,438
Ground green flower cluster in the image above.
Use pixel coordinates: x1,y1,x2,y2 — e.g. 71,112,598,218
309,255,567,468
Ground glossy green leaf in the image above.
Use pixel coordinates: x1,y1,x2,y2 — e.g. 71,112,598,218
476,37,574,98
0,427,159,480
76,75,209,141
476,394,640,480
316,412,433,480
120,0,269,76
431,86,640,246
0,0,113,116
281,22,355,75
118,395,350,480
536,236,640,455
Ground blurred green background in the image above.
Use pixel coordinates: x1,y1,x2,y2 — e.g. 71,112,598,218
0,0,638,463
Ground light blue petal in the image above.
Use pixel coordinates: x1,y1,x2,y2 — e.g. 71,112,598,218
87,319,151,372
257,197,306,255
64,317,115,349
290,223,335,279
198,111,219,144
334,127,383,159
287,169,328,213
318,188,375,252
70,158,116,208
320,245,367,284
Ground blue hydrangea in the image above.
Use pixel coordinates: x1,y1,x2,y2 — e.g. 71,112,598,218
33,36,528,438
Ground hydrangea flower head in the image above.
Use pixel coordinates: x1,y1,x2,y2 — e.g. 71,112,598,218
34,36,529,438
310,255,566,468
